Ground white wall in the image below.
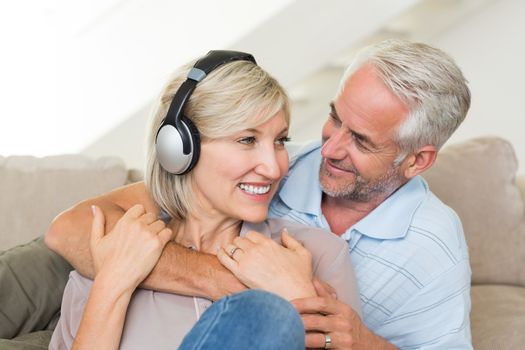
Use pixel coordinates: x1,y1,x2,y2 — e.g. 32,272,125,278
83,0,525,176
431,0,525,175
83,0,418,170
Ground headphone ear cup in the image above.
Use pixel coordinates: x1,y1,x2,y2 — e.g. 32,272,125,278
181,115,201,173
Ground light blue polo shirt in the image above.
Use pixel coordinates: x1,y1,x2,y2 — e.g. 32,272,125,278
269,141,472,349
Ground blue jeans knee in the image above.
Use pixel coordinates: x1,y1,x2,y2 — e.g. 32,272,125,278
179,289,304,350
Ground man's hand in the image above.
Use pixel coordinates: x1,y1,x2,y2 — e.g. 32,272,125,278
217,229,316,301
292,281,397,350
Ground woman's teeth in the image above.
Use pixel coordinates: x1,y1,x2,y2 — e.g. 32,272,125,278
238,184,271,195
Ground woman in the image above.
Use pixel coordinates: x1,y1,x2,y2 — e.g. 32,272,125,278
49,51,360,349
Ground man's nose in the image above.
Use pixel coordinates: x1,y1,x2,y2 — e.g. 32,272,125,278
321,128,348,160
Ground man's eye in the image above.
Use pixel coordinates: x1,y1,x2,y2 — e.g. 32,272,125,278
276,136,291,146
238,136,256,145
351,133,368,151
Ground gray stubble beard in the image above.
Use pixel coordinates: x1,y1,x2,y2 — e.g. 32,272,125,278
319,160,404,203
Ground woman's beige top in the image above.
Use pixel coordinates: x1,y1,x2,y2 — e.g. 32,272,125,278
49,218,360,349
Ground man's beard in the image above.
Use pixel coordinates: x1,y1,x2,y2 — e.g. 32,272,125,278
319,159,404,202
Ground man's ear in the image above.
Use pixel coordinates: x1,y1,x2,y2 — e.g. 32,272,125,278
402,145,437,179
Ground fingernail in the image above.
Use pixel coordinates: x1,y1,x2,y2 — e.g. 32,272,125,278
91,205,96,216
283,228,289,234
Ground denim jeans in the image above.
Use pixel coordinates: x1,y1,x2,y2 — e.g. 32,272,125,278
178,289,305,350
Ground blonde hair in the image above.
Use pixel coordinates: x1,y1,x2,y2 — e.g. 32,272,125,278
338,39,471,159
145,59,289,220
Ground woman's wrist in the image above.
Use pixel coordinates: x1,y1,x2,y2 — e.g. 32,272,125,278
285,281,317,300
92,269,137,301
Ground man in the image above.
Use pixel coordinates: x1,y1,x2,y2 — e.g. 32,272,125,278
46,39,471,349
267,39,472,349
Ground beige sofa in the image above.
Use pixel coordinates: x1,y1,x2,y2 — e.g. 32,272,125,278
1,136,524,349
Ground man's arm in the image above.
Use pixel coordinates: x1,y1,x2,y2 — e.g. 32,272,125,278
44,182,246,300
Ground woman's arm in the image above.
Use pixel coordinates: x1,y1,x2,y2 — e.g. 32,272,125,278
72,273,134,350
45,182,246,300
72,205,172,350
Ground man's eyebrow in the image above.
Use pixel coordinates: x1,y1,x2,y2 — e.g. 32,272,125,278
329,102,377,149
329,102,340,121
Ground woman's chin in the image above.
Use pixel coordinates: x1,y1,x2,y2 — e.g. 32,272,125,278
240,209,268,223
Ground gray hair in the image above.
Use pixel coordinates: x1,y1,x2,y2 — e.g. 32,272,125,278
145,59,289,220
338,39,471,159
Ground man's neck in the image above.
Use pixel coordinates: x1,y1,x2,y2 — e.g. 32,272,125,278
321,198,371,236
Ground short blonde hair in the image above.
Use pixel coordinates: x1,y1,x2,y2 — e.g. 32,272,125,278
145,59,290,220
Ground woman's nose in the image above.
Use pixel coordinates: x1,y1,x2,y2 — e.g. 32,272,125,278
255,147,282,180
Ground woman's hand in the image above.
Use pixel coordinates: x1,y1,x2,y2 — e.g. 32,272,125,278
90,204,173,293
217,229,316,301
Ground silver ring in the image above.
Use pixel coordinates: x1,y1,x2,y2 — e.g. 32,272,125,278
324,334,332,349
229,247,241,258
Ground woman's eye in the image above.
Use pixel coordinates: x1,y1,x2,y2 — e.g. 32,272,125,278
276,136,291,146
238,136,256,145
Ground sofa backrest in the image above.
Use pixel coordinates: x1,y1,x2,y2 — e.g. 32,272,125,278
2,138,524,286
423,137,525,287
0,155,131,251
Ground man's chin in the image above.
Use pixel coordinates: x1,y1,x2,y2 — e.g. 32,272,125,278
319,177,355,199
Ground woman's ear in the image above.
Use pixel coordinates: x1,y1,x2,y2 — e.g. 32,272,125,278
402,145,437,179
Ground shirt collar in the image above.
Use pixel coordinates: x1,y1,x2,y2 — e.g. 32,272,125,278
352,176,429,240
277,141,324,217
277,141,429,240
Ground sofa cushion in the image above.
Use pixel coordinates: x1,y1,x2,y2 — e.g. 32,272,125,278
424,137,525,286
471,284,525,349
0,154,128,251
0,237,72,339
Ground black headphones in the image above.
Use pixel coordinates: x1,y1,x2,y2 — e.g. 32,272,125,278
155,50,257,175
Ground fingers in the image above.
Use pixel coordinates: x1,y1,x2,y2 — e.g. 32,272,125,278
224,244,244,259
302,313,332,332
291,296,341,315
123,203,146,219
232,236,256,251
157,227,173,247
123,204,167,235
217,247,239,274
313,278,338,299
90,205,106,244
243,230,267,244
148,219,168,234
280,229,303,251
140,211,157,225
305,332,331,349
